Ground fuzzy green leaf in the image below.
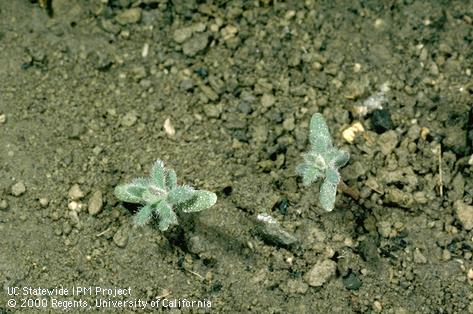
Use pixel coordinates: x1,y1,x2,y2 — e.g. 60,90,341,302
150,160,166,188
114,179,148,204
181,190,217,213
319,179,337,212
167,186,195,205
303,152,326,170
133,204,154,226
164,168,177,191
297,163,323,186
156,201,178,231
325,168,340,185
333,150,350,168
309,113,333,152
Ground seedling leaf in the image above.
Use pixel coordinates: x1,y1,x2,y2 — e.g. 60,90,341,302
309,113,332,152
150,160,166,188
319,179,337,212
164,168,177,190
133,204,154,226
167,185,196,205
114,182,147,204
156,201,178,231
181,191,217,213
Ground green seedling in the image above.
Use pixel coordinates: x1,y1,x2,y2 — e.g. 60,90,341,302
297,113,350,211
114,160,217,231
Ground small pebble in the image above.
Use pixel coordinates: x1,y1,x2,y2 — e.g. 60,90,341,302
163,118,175,136
68,201,79,211
113,227,129,248
11,181,26,196
88,191,103,216
39,197,49,207
371,109,394,134
304,259,337,287
467,269,473,280
342,122,364,143
68,184,84,200
68,211,80,226
0,199,8,211
373,300,383,312
0,113,6,124
413,248,427,264
455,200,473,231
121,111,137,127
115,8,141,25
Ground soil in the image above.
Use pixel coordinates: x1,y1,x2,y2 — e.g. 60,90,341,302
1,1,473,313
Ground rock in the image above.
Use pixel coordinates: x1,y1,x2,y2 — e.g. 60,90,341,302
182,33,208,56
384,187,413,208
115,8,141,25
100,19,121,35
342,272,362,290
88,191,103,215
443,125,467,155
199,84,218,101
68,210,80,226
11,181,26,196
371,109,393,133
455,200,473,230
0,199,8,211
284,279,309,294
449,173,465,201
39,197,49,207
203,104,221,118
68,184,84,200
282,116,295,131
188,235,210,254
378,130,398,155
0,113,6,124
173,27,193,44
304,259,337,287
342,161,367,180
256,214,298,248
113,227,129,248
252,125,268,143
121,111,137,127
261,93,275,107
377,221,392,238
413,248,427,264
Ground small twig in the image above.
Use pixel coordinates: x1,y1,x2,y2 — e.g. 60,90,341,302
438,144,443,197
185,269,204,281
338,180,360,201
96,228,111,237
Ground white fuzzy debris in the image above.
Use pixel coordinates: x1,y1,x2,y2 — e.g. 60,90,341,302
164,118,176,136
257,213,277,224
354,82,390,117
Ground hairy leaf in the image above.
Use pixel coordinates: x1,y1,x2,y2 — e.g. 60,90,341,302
114,180,148,204
309,113,333,152
181,190,217,213
319,179,337,212
297,163,323,186
150,160,166,188
333,150,350,168
325,168,340,185
167,185,195,205
156,201,178,231
133,204,154,226
164,168,177,190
